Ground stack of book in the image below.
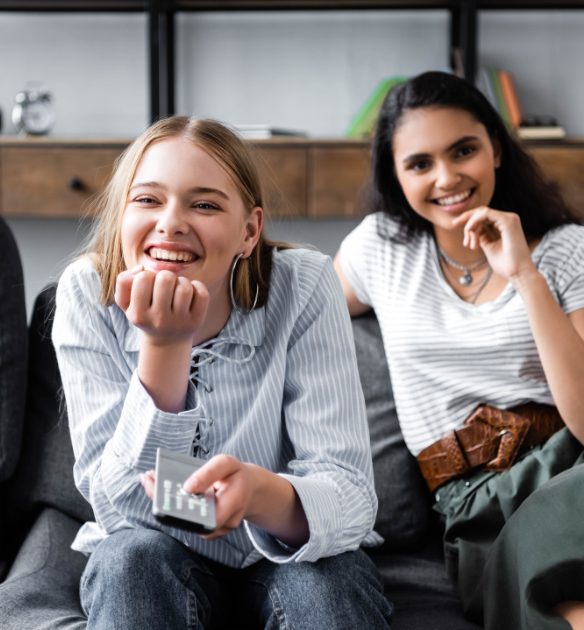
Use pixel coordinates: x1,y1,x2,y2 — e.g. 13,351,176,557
346,77,407,139
233,125,307,140
478,68,565,140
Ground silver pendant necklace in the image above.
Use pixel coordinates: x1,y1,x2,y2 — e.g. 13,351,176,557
438,248,489,286
440,256,493,304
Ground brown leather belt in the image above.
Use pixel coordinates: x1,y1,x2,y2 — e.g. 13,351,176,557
416,403,565,492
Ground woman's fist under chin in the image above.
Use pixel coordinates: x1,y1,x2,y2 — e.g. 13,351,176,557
115,266,210,345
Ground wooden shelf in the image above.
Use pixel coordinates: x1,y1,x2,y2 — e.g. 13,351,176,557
2,137,584,220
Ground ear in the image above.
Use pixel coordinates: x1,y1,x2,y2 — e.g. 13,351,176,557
242,207,263,258
491,136,502,169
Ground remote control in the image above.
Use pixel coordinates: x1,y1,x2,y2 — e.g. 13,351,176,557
152,448,216,534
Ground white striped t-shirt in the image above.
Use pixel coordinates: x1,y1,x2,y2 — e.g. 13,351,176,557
339,212,584,456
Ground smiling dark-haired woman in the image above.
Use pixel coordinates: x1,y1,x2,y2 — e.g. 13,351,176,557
334,71,584,630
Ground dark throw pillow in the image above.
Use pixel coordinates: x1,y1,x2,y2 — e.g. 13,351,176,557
352,310,432,552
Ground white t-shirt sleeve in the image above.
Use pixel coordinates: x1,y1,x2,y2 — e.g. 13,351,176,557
338,215,377,307
555,225,584,315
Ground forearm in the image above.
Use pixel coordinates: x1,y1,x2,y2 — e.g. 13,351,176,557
514,271,584,442
138,337,192,414
246,464,310,548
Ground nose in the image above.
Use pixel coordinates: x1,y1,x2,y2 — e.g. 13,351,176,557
435,160,462,190
155,198,189,236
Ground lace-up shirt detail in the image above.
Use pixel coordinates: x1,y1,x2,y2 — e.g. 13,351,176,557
188,340,256,457
53,250,378,568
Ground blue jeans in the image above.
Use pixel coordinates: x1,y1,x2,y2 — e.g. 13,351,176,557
80,528,393,630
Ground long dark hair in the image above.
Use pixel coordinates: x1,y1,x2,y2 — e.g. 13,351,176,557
369,71,580,242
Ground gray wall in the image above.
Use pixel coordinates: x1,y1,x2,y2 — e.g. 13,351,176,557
176,10,449,138
2,9,584,317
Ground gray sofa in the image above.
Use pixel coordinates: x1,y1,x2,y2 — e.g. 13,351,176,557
0,218,480,629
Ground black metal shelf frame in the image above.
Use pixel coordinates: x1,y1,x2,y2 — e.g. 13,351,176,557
2,0,584,123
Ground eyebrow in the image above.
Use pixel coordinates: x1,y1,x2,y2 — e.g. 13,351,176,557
402,135,480,163
129,181,230,200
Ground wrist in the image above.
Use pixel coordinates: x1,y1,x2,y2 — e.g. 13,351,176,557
509,266,545,296
141,329,194,350
138,336,192,414
244,463,268,521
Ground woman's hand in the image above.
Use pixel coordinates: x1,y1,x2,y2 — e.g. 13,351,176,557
453,207,539,286
140,455,310,548
139,457,255,540
115,266,210,413
115,265,209,346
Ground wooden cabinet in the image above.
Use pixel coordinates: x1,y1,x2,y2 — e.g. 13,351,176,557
527,144,584,218
0,141,127,218
308,145,370,218
1,138,584,220
255,145,309,218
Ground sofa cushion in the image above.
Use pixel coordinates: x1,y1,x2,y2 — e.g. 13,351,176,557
0,507,87,630
351,311,432,552
0,216,28,482
3,285,94,563
373,543,482,630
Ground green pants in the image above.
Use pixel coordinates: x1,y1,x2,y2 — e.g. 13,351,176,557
434,427,584,629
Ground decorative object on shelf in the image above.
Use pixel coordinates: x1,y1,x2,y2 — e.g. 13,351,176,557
478,68,566,139
12,82,56,136
516,115,566,140
346,77,407,139
233,125,307,140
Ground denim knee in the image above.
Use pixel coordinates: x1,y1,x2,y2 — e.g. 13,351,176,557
82,528,188,591
80,528,208,630
249,549,393,630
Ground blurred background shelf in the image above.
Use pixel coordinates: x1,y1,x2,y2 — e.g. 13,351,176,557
8,0,583,123
2,137,583,219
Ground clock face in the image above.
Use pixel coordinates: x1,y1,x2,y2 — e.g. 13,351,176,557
21,101,55,135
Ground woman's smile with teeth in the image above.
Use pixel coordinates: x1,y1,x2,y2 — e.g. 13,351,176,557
148,247,197,263
434,188,473,206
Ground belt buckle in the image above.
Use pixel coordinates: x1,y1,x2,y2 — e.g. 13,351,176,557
466,405,531,472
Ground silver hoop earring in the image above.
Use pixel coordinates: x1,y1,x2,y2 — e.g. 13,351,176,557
230,254,259,315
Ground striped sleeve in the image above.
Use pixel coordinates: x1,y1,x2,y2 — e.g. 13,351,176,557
53,260,201,538
245,257,378,562
338,215,375,307
554,225,584,315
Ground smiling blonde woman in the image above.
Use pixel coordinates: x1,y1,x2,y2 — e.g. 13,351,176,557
53,117,392,630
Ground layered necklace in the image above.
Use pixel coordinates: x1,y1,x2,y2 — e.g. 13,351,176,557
438,247,493,305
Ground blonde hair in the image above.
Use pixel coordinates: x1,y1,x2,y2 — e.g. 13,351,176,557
86,116,290,308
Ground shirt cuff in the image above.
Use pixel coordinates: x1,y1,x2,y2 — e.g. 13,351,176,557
244,475,343,563
111,371,204,471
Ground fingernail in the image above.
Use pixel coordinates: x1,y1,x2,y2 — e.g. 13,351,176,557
139,474,145,486
130,265,144,276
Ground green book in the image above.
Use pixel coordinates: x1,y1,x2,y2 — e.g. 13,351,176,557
346,77,407,139
489,68,511,128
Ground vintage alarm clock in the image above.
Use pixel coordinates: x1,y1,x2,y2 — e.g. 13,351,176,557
12,83,56,136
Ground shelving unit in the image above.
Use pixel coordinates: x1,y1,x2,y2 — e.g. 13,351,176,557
2,136,584,219
2,0,584,118
2,2,584,218
0,0,481,121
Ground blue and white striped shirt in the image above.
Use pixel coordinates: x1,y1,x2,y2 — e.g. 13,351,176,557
53,248,379,567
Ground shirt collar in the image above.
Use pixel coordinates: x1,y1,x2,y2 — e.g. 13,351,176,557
121,304,266,353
